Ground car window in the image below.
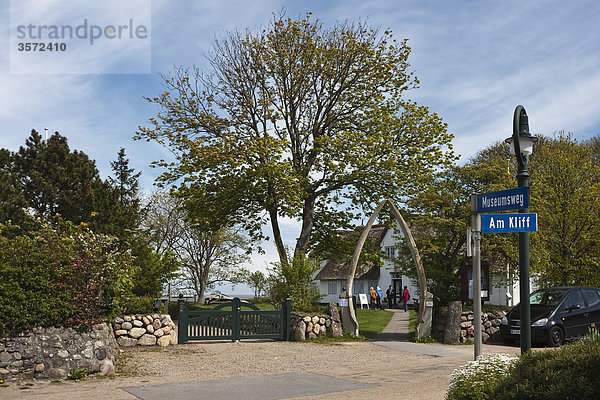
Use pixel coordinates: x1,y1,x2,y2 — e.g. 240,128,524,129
530,288,567,306
562,289,586,310
584,289,600,307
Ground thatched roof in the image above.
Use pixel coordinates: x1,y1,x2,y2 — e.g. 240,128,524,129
314,225,387,280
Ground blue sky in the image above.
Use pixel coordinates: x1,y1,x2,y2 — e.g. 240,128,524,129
2,1,600,293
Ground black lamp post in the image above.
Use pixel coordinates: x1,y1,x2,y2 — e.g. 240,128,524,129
505,105,538,353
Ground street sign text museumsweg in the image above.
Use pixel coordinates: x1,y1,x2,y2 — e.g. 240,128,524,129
477,187,529,213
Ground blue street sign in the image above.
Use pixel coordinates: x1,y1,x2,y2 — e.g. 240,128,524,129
477,187,529,213
481,213,537,233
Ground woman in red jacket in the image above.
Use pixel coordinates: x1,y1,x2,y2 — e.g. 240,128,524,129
402,286,410,312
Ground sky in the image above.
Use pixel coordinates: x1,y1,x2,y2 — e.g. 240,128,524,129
2,0,600,294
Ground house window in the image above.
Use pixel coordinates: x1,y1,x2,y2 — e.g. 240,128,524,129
355,280,364,294
385,246,395,258
328,280,337,295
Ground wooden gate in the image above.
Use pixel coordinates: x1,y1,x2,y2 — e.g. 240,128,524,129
177,298,291,343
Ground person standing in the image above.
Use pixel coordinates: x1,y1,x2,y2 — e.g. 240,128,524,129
369,287,377,309
386,285,395,309
376,285,383,309
402,286,410,312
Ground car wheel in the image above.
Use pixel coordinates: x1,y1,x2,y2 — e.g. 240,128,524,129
546,326,564,347
502,336,515,345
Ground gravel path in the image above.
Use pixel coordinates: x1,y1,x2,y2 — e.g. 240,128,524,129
0,340,521,400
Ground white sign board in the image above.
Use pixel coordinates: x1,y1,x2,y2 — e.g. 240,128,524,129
338,298,348,307
359,293,369,309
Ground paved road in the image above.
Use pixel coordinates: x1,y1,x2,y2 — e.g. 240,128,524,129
123,372,376,400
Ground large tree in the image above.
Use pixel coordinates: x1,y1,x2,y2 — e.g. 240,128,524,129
0,149,31,230
143,192,250,302
13,130,108,226
529,132,600,286
400,133,600,305
136,14,454,266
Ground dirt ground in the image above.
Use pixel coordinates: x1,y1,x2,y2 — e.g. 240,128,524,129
0,340,522,400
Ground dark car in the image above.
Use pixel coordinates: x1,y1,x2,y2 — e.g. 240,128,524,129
500,286,600,346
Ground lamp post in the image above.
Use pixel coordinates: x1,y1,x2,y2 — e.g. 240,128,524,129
505,105,538,353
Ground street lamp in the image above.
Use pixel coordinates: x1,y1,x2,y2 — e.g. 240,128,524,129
505,105,537,353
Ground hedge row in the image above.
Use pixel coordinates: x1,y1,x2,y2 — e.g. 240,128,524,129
0,223,134,335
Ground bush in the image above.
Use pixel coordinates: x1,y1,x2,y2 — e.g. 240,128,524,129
446,354,517,400
493,330,600,399
120,296,156,314
0,223,134,334
267,251,322,312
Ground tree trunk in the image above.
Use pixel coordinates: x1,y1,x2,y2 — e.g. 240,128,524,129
294,195,316,258
269,207,288,266
444,301,462,344
197,279,206,304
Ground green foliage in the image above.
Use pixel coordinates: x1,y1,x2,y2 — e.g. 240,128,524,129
446,354,518,400
399,142,514,306
67,367,87,381
529,133,600,286
267,251,322,312
12,130,109,226
311,225,385,272
0,149,33,232
447,332,600,399
245,270,267,300
136,13,454,267
402,133,600,302
493,331,600,399
120,296,156,314
142,192,249,302
97,147,143,239
0,223,134,335
130,244,179,298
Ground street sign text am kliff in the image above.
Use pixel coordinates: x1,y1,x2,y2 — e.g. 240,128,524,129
481,213,537,233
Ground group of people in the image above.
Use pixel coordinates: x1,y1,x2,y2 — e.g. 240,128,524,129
369,284,410,312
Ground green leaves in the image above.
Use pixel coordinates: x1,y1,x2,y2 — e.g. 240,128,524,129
0,222,134,335
136,14,455,265
529,132,600,286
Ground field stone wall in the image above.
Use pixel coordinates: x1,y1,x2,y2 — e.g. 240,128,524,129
113,314,177,347
435,309,506,343
290,303,343,341
0,323,116,382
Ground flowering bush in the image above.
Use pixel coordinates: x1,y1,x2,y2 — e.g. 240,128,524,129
0,222,134,335
446,354,517,400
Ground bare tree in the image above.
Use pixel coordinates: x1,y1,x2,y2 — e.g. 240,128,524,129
143,192,250,302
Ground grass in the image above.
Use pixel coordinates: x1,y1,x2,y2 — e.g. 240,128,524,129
407,309,435,342
116,351,138,377
67,367,87,381
310,331,366,344
355,308,394,339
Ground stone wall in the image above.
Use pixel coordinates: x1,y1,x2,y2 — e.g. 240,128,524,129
113,314,177,347
290,303,344,341
435,309,506,343
291,314,330,340
0,323,116,382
